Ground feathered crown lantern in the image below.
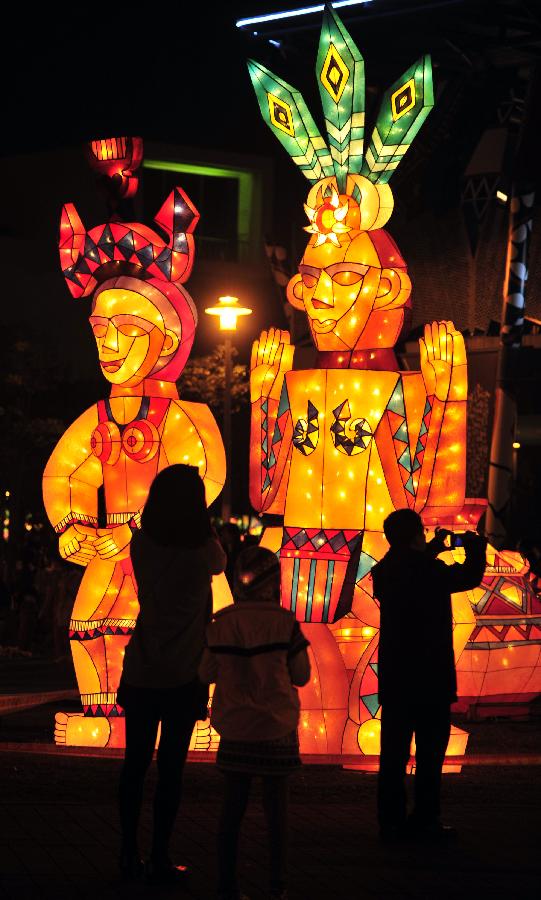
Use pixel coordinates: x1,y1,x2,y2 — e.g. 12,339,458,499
248,3,434,244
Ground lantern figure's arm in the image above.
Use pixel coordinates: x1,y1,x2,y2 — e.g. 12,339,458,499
374,376,423,511
43,405,103,566
249,329,295,515
161,400,226,506
415,321,467,514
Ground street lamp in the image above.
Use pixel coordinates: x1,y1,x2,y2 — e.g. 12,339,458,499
205,296,252,522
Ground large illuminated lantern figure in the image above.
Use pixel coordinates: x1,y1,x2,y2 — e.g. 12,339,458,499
43,141,228,748
248,7,472,758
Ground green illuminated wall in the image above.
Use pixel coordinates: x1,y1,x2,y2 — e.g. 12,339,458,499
144,159,259,262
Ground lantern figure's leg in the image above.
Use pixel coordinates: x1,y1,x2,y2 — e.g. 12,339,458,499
54,554,136,748
188,575,233,753
260,527,350,752
335,565,382,759
297,624,349,753
341,632,381,760
188,684,220,752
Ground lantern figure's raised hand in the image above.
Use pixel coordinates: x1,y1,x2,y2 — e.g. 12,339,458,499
248,6,472,758
420,321,467,403
43,155,229,748
250,328,294,404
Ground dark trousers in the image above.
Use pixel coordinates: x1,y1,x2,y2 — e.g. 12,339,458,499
377,700,451,830
218,773,289,896
118,682,198,862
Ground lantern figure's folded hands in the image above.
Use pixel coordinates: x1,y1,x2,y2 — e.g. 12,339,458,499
420,320,467,403
59,524,98,567
94,523,133,560
250,328,294,403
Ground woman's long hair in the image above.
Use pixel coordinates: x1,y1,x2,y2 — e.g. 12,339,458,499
141,464,212,548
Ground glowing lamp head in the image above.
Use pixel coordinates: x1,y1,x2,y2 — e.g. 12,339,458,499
205,296,252,332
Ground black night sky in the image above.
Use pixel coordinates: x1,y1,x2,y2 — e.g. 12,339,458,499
2,0,541,525
6,2,536,156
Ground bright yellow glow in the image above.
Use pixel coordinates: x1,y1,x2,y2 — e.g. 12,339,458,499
205,295,252,331
44,275,231,749
512,441,520,449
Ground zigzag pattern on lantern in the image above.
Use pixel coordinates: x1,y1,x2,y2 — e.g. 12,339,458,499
69,620,136,641
280,527,363,623
83,704,125,718
359,647,380,719
261,393,294,493
412,396,433,475
59,187,199,299
54,512,99,534
282,526,361,555
467,621,541,647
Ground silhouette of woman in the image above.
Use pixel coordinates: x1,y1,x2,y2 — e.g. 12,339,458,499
117,464,225,882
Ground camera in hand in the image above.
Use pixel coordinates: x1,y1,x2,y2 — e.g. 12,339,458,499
435,527,465,549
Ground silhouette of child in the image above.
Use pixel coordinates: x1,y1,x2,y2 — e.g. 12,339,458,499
199,546,310,900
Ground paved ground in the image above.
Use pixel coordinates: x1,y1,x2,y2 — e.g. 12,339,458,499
1,659,540,899
1,743,541,899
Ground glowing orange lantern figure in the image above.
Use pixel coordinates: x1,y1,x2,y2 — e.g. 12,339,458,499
43,147,229,748
248,8,471,758
455,536,541,711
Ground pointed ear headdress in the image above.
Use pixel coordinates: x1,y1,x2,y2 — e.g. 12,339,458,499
248,4,433,243
59,187,199,299
59,138,201,381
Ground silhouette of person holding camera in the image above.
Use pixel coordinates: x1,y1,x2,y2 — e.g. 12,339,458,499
372,509,486,841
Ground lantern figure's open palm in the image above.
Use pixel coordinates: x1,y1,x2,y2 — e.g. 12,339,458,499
251,328,294,403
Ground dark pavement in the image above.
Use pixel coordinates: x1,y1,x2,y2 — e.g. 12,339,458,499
1,659,540,899
1,751,541,900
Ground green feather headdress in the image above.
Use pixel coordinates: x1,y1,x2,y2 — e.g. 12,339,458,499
248,4,433,200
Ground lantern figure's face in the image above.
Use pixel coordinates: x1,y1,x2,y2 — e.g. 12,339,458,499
89,288,179,387
287,230,412,352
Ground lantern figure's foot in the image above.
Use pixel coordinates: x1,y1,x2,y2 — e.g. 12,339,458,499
442,724,469,773
341,718,469,773
54,711,112,747
189,719,220,752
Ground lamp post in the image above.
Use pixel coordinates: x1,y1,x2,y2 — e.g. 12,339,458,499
205,296,252,523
